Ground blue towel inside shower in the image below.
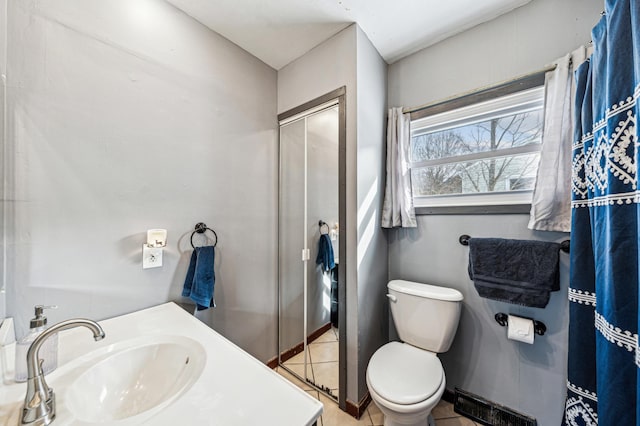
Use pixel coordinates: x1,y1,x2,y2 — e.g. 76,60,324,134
182,246,216,311
316,234,335,272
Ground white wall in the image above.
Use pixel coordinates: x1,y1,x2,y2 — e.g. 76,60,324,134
4,0,279,362
355,26,388,400
277,24,360,402
387,0,602,424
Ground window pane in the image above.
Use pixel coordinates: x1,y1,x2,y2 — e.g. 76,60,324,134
411,153,540,197
411,110,543,163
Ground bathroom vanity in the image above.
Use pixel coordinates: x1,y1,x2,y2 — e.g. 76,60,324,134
0,303,323,425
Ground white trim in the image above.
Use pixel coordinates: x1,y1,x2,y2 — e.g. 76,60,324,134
409,87,543,208
567,381,598,402
411,144,541,169
565,396,598,426
279,99,339,126
411,87,544,135
413,190,533,208
594,311,637,353
568,288,596,306
572,191,640,208
572,83,639,207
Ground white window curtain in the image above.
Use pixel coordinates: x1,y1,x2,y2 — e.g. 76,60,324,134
528,46,588,232
382,107,417,228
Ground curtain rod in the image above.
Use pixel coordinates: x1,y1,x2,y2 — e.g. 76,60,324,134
402,64,557,115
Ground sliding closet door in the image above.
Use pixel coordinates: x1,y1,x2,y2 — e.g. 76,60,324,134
306,106,339,337
278,96,342,401
278,118,310,379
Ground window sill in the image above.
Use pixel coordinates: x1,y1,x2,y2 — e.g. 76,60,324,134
415,204,531,215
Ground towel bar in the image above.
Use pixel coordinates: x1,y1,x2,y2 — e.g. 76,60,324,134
190,222,218,248
458,234,570,253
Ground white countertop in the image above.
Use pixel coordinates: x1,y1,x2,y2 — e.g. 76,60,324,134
0,303,322,425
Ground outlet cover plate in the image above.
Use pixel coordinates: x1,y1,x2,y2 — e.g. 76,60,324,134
143,245,163,269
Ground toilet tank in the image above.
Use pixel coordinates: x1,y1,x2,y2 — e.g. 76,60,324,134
388,280,463,353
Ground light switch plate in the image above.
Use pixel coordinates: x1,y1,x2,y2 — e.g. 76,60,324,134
143,245,163,269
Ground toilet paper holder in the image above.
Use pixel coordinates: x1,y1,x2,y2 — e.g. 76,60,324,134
494,313,546,336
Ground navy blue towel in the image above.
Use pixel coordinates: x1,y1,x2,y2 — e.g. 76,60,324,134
316,234,335,272
467,238,560,308
182,246,216,311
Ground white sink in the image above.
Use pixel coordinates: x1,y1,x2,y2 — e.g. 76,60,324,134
64,336,206,424
0,304,322,425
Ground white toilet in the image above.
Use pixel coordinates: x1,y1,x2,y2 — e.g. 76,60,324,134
366,280,463,426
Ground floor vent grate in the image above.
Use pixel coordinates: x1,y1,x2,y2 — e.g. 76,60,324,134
453,388,537,426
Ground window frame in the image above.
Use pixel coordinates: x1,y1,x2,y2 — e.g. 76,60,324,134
407,72,546,215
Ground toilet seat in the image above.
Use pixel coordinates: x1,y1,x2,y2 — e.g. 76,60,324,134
367,342,443,405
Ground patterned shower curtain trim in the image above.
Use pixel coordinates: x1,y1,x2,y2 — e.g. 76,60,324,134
565,1,640,424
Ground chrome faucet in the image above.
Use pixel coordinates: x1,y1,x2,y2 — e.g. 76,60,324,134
21,319,105,426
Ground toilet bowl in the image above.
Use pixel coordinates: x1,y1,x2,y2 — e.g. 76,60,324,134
366,280,463,426
367,342,445,426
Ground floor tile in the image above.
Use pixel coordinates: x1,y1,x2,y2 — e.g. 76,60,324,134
283,349,312,365
312,361,339,392
318,394,372,426
435,416,478,426
432,400,458,419
367,401,384,425
309,341,339,363
314,329,339,343
276,366,314,391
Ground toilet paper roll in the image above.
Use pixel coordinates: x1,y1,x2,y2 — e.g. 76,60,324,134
507,314,534,344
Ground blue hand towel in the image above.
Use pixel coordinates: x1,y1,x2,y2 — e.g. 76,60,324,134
316,234,335,272
182,246,216,311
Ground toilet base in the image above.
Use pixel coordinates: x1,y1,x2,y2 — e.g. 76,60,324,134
380,411,435,426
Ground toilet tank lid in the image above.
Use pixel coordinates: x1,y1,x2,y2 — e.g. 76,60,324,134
388,280,463,301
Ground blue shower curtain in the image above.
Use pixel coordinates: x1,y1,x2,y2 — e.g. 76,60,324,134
565,1,640,424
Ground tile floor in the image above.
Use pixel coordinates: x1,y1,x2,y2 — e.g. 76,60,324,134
279,327,483,425
282,327,339,399
276,363,482,426
276,330,479,426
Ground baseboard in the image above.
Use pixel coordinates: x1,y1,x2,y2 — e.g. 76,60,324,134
266,356,279,369
277,322,333,364
346,391,372,420
442,388,455,403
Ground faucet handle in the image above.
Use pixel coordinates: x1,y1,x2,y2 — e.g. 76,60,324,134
35,305,58,312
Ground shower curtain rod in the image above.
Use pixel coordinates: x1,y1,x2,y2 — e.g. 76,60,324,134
403,64,557,116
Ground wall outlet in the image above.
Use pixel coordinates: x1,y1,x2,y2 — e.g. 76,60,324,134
143,245,163,269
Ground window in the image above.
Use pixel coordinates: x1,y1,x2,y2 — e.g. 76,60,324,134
410,87,544,208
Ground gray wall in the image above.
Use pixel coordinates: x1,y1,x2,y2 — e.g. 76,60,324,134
4,0,279,362
278,24,390,404
0,0,6,321
355,26,389,401
278,24,360,403
387,0,602,424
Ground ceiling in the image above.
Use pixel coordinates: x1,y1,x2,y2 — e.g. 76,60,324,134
165,0,532,70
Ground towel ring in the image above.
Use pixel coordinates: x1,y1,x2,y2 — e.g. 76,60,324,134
319,220,330,235
190,222,218,249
